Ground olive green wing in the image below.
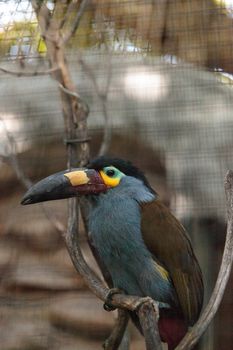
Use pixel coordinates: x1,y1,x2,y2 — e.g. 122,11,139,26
141,200,204,325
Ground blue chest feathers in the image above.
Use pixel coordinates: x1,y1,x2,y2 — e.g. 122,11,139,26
89,194,145,267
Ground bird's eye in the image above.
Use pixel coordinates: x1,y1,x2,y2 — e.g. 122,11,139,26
106,169,115,177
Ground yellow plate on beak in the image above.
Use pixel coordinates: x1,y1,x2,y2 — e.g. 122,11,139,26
64,170,89,186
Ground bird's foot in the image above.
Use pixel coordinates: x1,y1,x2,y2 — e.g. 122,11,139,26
103,288,123,312
133,297,170,312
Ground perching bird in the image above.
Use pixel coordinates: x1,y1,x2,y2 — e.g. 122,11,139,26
21,156,203,349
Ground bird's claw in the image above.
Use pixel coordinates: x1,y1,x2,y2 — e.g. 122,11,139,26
103,288,122,312
133,297,171,313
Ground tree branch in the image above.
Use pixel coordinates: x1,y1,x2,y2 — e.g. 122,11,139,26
103,309,129,350
176,170,233,349
78,56,112,156
59,82,82,99
58,1,76,30
138,300,162,350
0,66,59,77
98,95,112,156
58,82,89,114
62,0,91,46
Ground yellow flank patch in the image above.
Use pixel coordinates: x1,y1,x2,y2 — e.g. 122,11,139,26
64,171,89,186
100,170,120,187
154,261,169,281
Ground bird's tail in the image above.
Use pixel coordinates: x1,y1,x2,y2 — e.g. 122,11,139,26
158,309,187,350
129,309,187,350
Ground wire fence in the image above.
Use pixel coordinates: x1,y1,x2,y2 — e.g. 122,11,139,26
0,1,233,349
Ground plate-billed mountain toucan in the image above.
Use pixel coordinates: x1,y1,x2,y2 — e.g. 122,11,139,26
21,156,204,349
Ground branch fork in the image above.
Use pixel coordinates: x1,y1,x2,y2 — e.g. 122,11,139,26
103,292,162,350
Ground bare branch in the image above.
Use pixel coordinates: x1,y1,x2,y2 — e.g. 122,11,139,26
0,66,60,77
58,82,81,101
40,204,66,235
58,1,77,30
118,327,130,350
32,1,59,48
62,0,91,46
59,82,82,99
98,49,112,156
78,56,99,92
78,56,112,156
176,170,233,349
98,95,112,156
103,309,129,350
138,300,162,350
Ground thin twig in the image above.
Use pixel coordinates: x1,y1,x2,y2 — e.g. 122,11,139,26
0,66,59,77
40,205,66,234
98,48,112,156
59,1,76,30
78,56,112,156
62,0,91,46
78,57,99,92
98,96,112,156
176,170,233,349
58,82,82,99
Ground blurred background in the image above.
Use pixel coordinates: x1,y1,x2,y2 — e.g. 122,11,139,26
0,0,233,349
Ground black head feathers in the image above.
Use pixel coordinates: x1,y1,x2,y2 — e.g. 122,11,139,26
88,156,156,194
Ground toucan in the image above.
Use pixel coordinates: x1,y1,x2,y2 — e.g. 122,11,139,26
21,156,204,349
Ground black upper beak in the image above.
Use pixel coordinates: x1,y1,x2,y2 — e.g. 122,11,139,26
21,169,107,205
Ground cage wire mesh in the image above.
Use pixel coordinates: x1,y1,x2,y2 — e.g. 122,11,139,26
0,1,233,349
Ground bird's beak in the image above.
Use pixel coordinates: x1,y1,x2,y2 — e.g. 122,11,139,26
21,169,107,205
